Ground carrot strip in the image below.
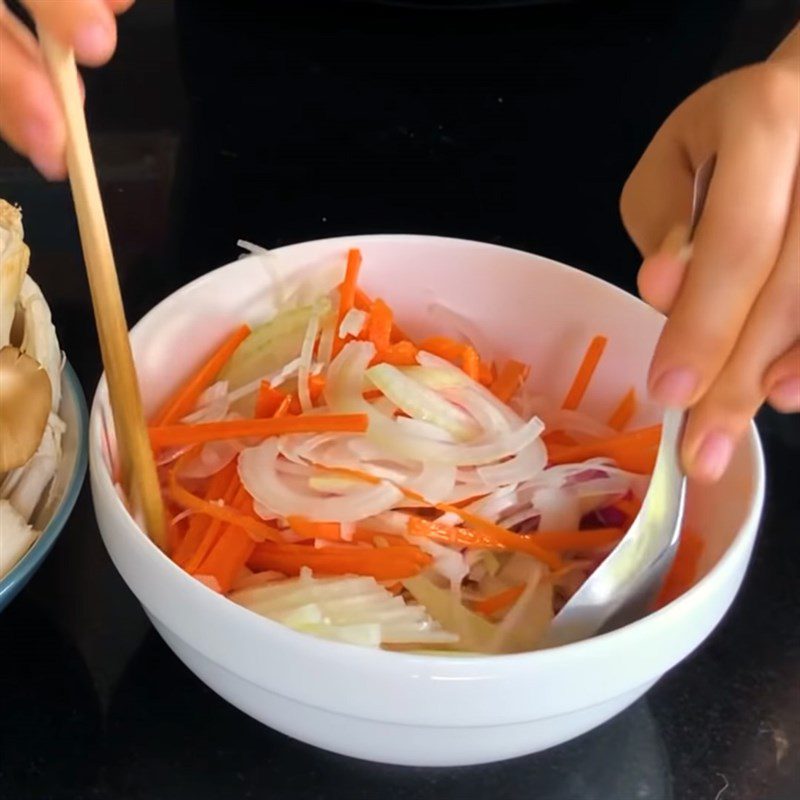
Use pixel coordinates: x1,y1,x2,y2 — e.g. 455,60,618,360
419,336,464,363
183,468,242,573
195,486,257,592
373,341,419,366
354,289,409,342
473,584,525,616
255,381,285,419
150,414,368,449
365,298,393,352
490,359,531,404
529,527,623,551
478,360,495,387
562,336,608,411
172,460,237,567
461,346,480,382
542,430,578,448
547,425,662,474
332,249,362,357
287,516,341,541
407,514,563,569
152,325,251,426
274,394,293,418
167,467,282,543
248,542,431,580
607,388,637,431
309,464,563,568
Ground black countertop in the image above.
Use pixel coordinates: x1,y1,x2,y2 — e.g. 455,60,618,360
1,2,798,798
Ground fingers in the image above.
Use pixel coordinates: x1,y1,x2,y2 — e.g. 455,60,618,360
0,18,66,179
648,120,799,409
105,0,136,12
765,343,800,413
620,125,695,258
636,224,692,313
21,0,117,66
681,177,800,480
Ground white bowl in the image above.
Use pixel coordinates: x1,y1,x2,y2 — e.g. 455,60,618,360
90,235,765,766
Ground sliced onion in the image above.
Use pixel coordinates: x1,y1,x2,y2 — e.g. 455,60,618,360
476,438,547,487
532,487,581,531
179,438,244,479
366,362,480,441
298,301,325,413
239,440,403,522
327,342,544,467
338,308,367,339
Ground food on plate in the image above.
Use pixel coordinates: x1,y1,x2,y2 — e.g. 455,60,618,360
0,200,66,579
134,246,701,653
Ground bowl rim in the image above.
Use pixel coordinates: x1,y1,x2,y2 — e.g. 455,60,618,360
90,233,767,668
0,360,88,602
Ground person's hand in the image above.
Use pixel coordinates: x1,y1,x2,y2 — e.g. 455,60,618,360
0,0,133,179
620,25,799,483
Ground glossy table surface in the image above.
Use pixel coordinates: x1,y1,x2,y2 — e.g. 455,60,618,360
0,2,797,798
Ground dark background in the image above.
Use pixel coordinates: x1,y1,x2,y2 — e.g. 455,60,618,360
1,1,798,798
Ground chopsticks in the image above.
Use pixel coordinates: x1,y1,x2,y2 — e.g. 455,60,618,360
40,33,167,550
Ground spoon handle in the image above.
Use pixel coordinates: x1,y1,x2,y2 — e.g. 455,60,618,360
39,32,166,550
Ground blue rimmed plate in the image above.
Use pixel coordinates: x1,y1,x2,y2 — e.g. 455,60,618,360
0,361,88,610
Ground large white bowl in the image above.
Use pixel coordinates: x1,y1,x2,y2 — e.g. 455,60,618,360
90,235,764,766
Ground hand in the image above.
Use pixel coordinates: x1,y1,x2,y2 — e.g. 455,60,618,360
620,25,800,482
0,0,133,179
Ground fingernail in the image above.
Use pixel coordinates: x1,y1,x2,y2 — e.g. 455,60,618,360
651,367,699,407
768,377,800,412
75,21,113,61
661,224,692,263
692,431,734,482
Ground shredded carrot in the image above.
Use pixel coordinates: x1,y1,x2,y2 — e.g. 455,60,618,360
152,325,251,426
373,341,419,366
386,581,404,595
354,288,409,342
255,381,285,419
478,360,496,387
183,467,242,573
248,542,431,580
150,413,368,449
542,430,578,448
332,248,362,357
308,464,563,568
288,517,408,548
168,466,282,544
608,388,637,431
547,425,662,474
528,527,623,552
287,516,341,542
490,359,531,404
461,346,480,381
172,460,237,566
473,584,525,616
274,394,293,418
419,336,465,363
562,335,608,411
407,514,563,569
365,298,393,352
195,486,257,593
